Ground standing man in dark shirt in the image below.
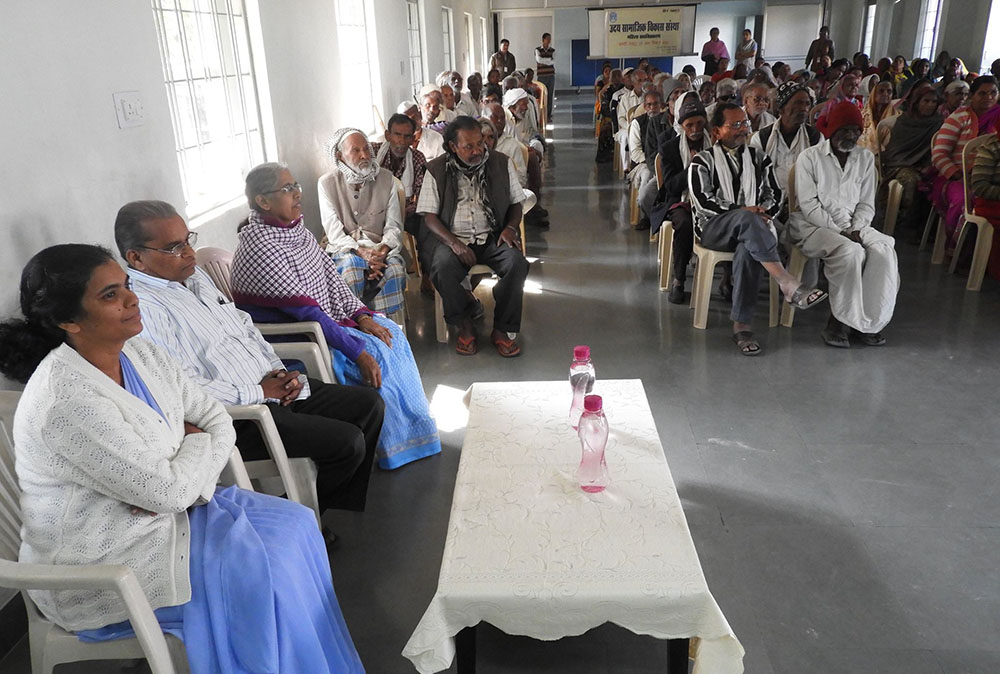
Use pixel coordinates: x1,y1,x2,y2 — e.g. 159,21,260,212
535,32,556,114
490,39,516,79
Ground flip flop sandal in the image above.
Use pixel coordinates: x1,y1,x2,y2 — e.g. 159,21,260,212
492,335,521,358
788,286,828,310
858,332,887,346
821,328,851,348
732,331,762,356
456,335,478,356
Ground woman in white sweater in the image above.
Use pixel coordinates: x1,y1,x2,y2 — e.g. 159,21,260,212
0,244,364,673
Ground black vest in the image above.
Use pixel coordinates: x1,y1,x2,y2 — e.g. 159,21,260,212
424,151,513,234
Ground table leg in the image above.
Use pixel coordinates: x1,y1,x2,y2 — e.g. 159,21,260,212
667,638,689,673
456,625,477,674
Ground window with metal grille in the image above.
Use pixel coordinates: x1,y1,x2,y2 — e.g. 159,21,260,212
151,0,266,217
862,3,876,58
916,0,942,61
336,0,380,132
407,0,425,95
442,7,455,70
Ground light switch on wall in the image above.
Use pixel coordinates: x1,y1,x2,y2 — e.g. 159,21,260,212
113,91,144,128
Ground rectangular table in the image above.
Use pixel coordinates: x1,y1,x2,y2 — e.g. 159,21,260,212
402,379,744,673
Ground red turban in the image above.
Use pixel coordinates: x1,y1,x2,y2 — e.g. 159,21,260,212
820,100,864,138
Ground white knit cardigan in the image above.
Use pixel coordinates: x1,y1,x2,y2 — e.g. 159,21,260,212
13,338,236,631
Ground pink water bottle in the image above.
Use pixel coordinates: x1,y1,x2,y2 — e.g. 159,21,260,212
577,395,610,493
568,345,596,430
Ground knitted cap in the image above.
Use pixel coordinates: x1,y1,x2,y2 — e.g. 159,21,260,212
775,81,809,111
677,93,707,124
822,100,864,138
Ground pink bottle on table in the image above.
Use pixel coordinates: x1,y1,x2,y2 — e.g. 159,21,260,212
577,395,610,493
568,345,596,430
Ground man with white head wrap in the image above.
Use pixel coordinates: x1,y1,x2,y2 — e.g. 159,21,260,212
318,128,407,317
504,87,545,154
399,100,445,160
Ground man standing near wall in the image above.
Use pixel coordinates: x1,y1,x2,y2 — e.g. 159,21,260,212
535,32,555,114
491,39,516,79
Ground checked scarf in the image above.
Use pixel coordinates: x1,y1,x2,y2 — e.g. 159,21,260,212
445,149,495,230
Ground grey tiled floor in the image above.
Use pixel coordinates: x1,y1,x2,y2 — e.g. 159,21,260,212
4,94,1000,673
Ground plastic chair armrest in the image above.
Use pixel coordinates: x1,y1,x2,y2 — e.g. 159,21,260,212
0,560,177,674
225,405,302,503
272,342,335,384
221,446,254,491
255,321,326,346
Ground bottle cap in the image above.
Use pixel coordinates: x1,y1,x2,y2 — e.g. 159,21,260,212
583,395,603,412
573,345,590,360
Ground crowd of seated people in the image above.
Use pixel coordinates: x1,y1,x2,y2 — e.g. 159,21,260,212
603,31,1000,353
0,56,550,671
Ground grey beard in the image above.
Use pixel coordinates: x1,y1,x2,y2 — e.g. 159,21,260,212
834,140,857,153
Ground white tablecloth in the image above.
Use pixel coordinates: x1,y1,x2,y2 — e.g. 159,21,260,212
402,379,744,673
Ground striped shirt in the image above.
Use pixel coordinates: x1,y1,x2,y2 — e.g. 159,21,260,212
972,135,1000,202
688,143,783,235
129,267,309,406
932,107,979,180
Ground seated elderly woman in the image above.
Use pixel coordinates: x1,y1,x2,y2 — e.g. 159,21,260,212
319,127,407,319
231,162,441,470
859,79,899,152
939,80,970,117
0,244,363,672
931,75,1000,251
877,81,943,239
970,126,1000,279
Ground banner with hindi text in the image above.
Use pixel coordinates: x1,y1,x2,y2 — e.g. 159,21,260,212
605,7,684,58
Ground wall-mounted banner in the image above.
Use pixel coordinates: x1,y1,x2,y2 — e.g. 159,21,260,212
605,6,683,58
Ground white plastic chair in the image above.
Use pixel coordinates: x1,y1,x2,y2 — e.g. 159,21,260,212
433,209,529,344
0,390,252,674
654,155,675,293
779,164,812,328
194,247,336,384
948,132,997,290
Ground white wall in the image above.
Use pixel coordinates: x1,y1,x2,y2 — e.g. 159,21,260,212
0,0,486,618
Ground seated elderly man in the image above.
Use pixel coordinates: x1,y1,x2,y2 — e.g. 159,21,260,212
115,200,385,515
788,101,899,347
417,116,530,357
418,86,452,133
743,82,777,132
484,101,549,227
689,103,827,356
749,81,822,195
318,128,406,318
372,112,427,237
503,86,545,155
617,68,648,163
400,100,444,160
439,83,459,122
644,93,712,303
450,71,479,117
629,88,663,230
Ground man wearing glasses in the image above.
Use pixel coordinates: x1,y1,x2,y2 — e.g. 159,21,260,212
113,200,385,520
688,103,827,356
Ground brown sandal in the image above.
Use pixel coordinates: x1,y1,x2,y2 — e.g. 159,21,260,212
492,334,521,357
456,334,478,355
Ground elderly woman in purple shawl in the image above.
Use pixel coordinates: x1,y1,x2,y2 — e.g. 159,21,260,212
230,162,441,470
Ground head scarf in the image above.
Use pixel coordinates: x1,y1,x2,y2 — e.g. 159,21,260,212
882,82,943,168
775,81,809,111
673,91,712,170
944,80,970,97
859,74,881,98
325,128,380,185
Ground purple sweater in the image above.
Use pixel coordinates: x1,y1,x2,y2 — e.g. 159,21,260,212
239,304,369,361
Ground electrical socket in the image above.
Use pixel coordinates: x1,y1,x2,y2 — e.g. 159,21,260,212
113,91,144,129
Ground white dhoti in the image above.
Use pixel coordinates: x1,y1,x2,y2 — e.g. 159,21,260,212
789,223,899,333
615,129,629,169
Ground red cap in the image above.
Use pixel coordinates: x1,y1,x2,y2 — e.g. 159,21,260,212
573,345,590,360
583,395,603,412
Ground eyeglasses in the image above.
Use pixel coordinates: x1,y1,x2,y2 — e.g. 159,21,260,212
749,95,769,103
726,120,752,129
139,231,198,257
262,182,302,195
718,94,736,101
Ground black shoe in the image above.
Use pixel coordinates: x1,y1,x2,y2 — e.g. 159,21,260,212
534,206,549,218
667,284,685,304
634,217,651,231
